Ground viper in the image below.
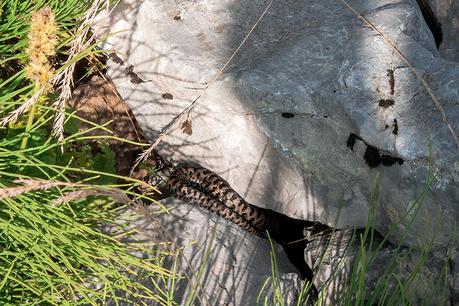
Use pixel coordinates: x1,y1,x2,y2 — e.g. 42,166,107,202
154,163,328,301
166,166,267,236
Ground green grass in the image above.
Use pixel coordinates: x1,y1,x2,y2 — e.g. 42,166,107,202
257,232,316,306
339,170,451,306
0,1,177,304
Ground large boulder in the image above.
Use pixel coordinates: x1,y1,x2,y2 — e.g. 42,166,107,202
96,0,458,249
68,71,305,305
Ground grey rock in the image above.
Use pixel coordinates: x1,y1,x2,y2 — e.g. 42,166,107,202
96,0,458,248
419,0,459,61
94,0,459,303
109,200,305,305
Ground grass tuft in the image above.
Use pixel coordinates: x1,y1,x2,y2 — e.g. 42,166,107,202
0,1,176,304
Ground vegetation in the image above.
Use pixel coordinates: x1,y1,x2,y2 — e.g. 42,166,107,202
0,1,175,304
0,1,454,305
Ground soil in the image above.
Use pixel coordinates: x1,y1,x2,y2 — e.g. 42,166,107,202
69,75,158,179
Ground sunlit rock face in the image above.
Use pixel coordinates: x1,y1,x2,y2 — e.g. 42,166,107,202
96,0,458,248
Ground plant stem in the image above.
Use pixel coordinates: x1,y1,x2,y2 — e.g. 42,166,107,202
20,102,37,149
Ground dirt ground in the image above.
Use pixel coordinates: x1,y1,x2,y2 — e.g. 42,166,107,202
69,74,157,179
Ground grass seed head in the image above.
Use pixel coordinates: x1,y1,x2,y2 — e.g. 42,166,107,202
25,6,57,90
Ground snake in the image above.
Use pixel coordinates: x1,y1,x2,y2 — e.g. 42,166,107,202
164,165,323,240
162,164,326,299
166,166,268,237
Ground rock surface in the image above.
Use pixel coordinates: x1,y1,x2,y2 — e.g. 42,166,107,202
68,73,306,305
96,0,459,249
95,0,459,304
420,0,459,61
111,200,305,306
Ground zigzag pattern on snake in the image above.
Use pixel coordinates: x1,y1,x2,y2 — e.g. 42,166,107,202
165,166,323,242
164,165,321,298
166,167,268,237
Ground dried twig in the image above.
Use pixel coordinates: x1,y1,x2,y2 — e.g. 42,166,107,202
53,188,134,206
339,0,459,150
0,178,72,199
130,0,275,173
52,0,111,143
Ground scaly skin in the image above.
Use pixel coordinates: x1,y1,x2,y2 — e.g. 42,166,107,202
167,167,268,235
166,173,266,236
165,165,320,301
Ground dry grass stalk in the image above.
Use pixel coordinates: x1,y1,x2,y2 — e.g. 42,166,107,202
130,98,198,174
0,178,74,200
1,178,138,207
0,88,44,126
52,0,111,143
130,0,275,173
53,188,134,206
339,0,459,151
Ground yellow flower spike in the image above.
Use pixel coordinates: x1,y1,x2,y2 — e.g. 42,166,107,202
20,6,58,150
25,6,58,91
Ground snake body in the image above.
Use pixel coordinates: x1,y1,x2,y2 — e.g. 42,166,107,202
164,165,320,300
167,167,267,236
165,165,323,243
